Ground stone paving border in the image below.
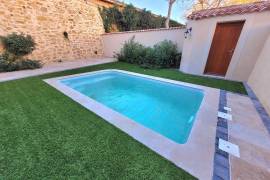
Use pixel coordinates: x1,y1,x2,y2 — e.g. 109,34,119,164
244,83,270,134
0,58,116,82
213,90,230,180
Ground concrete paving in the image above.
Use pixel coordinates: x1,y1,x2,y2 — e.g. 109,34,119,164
227,93,270,180
0,58,116,82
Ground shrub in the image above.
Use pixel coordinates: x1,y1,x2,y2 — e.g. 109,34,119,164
0,53,41,72
99,4,184,33
1,33,36,56
116,38,181,68
0,33,42,72
99,6,124,32
122,4,139,31
17,59,42,70
153,40,181,68
117,37,146,64
0,55,8,72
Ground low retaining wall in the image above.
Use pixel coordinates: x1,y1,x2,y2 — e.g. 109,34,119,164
102,27,185,57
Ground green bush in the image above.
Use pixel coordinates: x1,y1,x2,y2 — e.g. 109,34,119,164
117,37,146,64
0,53,41,72
122,4,139,31
99,6,124,32
1,33,36,56
99,4,184,33
153,40,181,68
116,38,181,68
17,59,42,70
0,33,42,72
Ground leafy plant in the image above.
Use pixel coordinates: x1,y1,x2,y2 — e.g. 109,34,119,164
1,33,35,56
99,4,183,33
0,53,41,72
117,36,146,64
116,37,181,68
153,40,181,68
122,4,139,31
99,6,124,32
0,33,42,72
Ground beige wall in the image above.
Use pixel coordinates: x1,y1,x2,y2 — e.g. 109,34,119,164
102,28,185,57
0,0,104,63
180,11,270,81
248,34,270,114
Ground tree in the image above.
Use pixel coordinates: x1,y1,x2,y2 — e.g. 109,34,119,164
190,0,261,11
122,4,139,31
137,9,156,29
99,6,123,32
165,0,176,28
99,4,183,32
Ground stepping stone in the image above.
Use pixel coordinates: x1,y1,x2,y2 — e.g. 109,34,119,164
218,111,232,121
219,139,240,158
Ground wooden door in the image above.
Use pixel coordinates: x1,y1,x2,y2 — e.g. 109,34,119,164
204,21,244,76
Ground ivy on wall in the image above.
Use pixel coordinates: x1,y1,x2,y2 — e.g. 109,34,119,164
99,4,183,33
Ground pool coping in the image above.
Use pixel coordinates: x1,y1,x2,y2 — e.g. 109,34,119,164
44,69,220,180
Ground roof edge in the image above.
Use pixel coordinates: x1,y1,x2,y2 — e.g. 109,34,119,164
188,1,270,20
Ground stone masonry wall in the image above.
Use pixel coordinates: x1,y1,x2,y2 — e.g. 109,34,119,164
0,0,104,63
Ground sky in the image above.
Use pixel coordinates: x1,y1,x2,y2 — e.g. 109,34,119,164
122,0,192,24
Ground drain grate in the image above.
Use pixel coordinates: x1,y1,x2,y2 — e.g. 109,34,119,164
219,139,240,158
224,106,232,112
218,111,232,121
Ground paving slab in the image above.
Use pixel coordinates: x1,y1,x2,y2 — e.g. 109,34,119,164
227,92,270,180
0,57,116,82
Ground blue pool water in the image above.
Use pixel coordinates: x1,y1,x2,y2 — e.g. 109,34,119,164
61,71,204,144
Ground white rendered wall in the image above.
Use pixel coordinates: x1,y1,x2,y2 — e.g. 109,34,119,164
248,34,270,114
180,11,270,81
102,28,185,57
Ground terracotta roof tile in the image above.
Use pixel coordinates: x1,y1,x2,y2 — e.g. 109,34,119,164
188,1,270,20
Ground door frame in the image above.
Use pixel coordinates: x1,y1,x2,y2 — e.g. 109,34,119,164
203,20,245,77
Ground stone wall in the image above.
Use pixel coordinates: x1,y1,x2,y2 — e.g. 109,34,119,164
0,0,105,63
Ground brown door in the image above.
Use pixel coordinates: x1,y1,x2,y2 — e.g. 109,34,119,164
204,21,244,76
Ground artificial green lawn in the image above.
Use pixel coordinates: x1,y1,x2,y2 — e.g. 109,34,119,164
0,62,246,179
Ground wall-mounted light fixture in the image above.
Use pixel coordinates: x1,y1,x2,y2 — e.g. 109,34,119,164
184,27,192,39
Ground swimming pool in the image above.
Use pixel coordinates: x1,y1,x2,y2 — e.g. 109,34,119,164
60,70,204,144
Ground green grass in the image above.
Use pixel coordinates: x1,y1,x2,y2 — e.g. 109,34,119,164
0,62,246,179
